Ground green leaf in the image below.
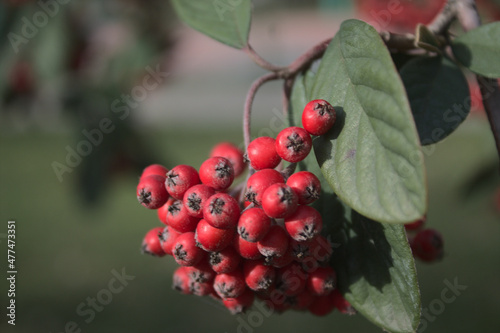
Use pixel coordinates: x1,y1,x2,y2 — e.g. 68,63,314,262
171,0,251,49
334,208,421,333
452,22,500,78
400,56,471,145
288,72,421,333
310,19,427,224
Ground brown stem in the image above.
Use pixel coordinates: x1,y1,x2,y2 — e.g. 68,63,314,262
454,0,500,167
281,163,297,180
287,37,332,76
428,0,458,34
381,0,460,51
243,72,280,151
456,0,481,31
243,44,286,72
379,31,417,51
282,78,294,118
478,77,500,166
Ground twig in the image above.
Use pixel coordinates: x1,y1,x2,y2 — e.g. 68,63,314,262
243,44,286,72
456,0,481,31
281,163,297,180
454,0,500,166
286,37,333,76
428,0,458,34
478,77,500,164
243,72,280,151
379,31,417,51
282,78,294,118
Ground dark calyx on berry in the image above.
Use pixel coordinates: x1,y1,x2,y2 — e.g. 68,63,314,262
286,133,306,153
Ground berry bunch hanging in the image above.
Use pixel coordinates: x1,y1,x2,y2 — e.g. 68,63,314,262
131,0,500,330
137,100,356,315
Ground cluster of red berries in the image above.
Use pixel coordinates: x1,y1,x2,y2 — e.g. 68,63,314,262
136,99,354,315
405,218,444,263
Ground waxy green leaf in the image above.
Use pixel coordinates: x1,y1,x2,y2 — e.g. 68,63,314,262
400,56,470,145
452,22,500,78
289,71,421,333
310,19,427,224
172,0,251,49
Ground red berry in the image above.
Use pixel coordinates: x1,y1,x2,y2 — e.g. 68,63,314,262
257,225,290,259
166,200,200,233
411,228,444,262
140,164,168,180
262,183,299,218
210,142,246,177
262,294,292,314
307,235,334,265
308,294,335,316
275,127,312,163
289,238,313,262
213,271,246,299
292,291,315,311
330,289,356,315
209,247,241,274
203,193,240,229
199,156,235,190
195,219,234,252
183,184,216,218
266,245,295,268
141,227,166,257
285,205,323,242
276,262,308,296
302,99,336,136
233,234,263,260
172,232,204,266
137,175,169,209
246,137,281,170
307,266,336,296
286,171,321,205
243,259,276,292
291,235,333,265
405,217,426,231
159,225,180,256
157,197,175,225
245,169,285,206
185,259,216,284
237,207,272,242
172,266,191,294
190,281,215,296
223,288,255,314
165,165,200,200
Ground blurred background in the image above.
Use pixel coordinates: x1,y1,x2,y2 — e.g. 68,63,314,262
0,0,499,332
